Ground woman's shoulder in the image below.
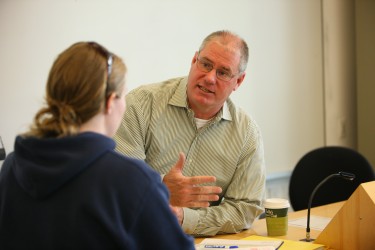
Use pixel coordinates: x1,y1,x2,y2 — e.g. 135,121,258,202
101,151,161,183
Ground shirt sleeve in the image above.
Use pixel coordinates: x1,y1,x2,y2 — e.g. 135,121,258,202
181,126,266,236
114,91,148,160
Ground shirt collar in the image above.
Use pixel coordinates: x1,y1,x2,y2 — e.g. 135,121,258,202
168,77,232,121
169,77,188,108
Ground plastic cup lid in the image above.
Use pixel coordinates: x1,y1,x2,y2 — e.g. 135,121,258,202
263,198,290,209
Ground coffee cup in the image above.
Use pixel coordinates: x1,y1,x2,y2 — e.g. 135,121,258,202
263,198,290,236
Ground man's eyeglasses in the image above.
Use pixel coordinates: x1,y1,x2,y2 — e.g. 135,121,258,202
196,55,240,82
88,42,113,97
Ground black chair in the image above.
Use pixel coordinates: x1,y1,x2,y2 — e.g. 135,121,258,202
0,136,6,160
288,146,375,211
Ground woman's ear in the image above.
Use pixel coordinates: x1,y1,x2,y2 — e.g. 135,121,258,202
105,93,117,114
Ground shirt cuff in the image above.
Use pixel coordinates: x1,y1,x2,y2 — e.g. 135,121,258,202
181,207,199,234
160,174,165,182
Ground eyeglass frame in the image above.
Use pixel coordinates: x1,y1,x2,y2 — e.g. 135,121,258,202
195,52,242,82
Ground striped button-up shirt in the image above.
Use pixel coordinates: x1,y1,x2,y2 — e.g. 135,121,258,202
114,77,266,236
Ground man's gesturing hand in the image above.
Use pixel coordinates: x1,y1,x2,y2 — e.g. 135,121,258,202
163,152,222,207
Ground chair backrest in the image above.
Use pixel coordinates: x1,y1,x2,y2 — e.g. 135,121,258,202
288,146,375,211
0,136,6,160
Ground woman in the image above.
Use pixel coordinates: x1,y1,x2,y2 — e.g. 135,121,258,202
0,42,194,249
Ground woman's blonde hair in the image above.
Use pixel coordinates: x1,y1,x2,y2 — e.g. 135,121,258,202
25,42,126,138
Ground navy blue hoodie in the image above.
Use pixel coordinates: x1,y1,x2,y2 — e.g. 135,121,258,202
0,132,194,249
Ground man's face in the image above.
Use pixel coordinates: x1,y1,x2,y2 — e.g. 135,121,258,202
186,40,245,119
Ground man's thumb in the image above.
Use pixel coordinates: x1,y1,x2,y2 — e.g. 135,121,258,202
172,152,186,173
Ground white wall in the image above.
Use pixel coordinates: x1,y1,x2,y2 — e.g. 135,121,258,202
0,0,325,174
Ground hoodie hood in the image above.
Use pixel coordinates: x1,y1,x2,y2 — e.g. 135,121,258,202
12,132,115,199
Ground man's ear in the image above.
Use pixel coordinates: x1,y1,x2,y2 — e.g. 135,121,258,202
191,51,199,65
233,72,246,91
105,93,117,114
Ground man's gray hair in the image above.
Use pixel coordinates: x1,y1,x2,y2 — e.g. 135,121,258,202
199,30,249,73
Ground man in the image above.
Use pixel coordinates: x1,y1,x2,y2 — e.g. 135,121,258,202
114,30,266,236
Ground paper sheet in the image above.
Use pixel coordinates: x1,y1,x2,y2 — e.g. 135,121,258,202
288,216,331,231
243,235,325,250
195,238,283,250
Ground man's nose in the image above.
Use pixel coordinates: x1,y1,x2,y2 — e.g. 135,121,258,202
204,69,218,84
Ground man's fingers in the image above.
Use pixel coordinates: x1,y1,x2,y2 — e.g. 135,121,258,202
196,194,221,202
189,175,217,185
191,185,222,195
187,201,210,208
184,199,218,208
170,194,220,207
